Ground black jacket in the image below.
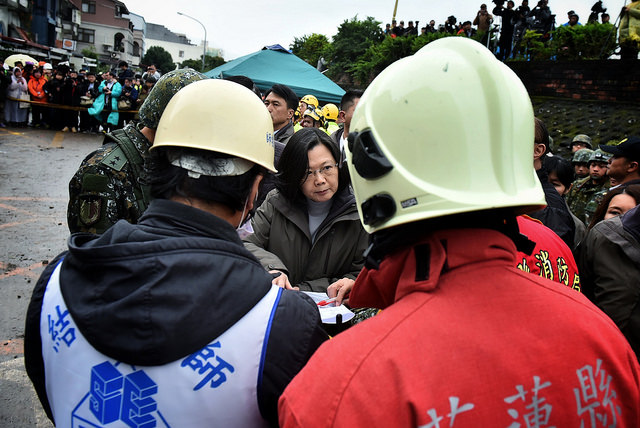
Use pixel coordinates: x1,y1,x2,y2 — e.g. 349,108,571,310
578,205,640,360
25,199,328,426
529,168,576,248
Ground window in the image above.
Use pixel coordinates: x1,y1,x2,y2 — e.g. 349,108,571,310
78,28,95,44
179,50,184,58
81,1,96,14
133,42,140,57
114,33,124,52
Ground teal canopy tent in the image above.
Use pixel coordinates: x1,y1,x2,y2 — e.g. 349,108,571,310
205,45,345,104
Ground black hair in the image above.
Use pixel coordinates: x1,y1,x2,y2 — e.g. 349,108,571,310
543,155,573,190
275,128,348,203
144,147,262,212
223,75,262,99
264,84,298,111
118,60,128,68
534,117,550,156
588,184,640,230
108,70,118,78
340,89,363,112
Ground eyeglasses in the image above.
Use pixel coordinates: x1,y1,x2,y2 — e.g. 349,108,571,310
304,163,338,181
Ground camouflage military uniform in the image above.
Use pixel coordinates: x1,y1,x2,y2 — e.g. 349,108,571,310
67,68,208,234
566,177,609,225
67,123,151,234
583,188,608,226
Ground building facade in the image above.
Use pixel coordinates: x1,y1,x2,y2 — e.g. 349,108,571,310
75,0,137,67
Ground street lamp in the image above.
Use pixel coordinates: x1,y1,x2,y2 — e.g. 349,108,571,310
177,11,207,71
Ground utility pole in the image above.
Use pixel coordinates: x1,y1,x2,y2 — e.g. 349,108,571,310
177,12,207,71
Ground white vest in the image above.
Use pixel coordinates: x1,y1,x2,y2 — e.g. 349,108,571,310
40,261,281,427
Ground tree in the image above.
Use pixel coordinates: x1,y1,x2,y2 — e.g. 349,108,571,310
181,55,226,72
81,46,98,60
290,33,331,68
141,46,174,75
350,32,452,84
325,16,384,78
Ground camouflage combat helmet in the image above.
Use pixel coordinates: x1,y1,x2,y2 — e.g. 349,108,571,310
572,148,594,164
588,148,612,164
570,134,593,149
139,68,208,129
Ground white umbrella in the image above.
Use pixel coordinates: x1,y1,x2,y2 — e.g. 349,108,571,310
4,54,38,67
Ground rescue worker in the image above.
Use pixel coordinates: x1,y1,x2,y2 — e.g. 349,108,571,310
25,79,328,428
571,148,593,179
299,107,324,129
278,37,640,427
322,103,340,135
298,94,318,115
566,149,611,225
67,68,207,234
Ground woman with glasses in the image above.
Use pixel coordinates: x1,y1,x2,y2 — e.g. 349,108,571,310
244,128,368,295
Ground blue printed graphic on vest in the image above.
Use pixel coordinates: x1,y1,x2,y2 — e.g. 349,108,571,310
47,304,76,352
72,361,171,427
181,340,235,391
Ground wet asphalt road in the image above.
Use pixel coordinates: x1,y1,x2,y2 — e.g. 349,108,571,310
0,126,102,427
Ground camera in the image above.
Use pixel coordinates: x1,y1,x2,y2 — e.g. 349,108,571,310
447,15,457,25
591,1,606,14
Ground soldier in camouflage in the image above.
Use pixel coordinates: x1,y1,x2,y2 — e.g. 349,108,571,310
566,149,611,225
585,136,640,226
571,148,593,180
67,68,207,234
569,133,593,153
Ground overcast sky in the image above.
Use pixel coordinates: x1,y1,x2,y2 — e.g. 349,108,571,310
127,0,627,61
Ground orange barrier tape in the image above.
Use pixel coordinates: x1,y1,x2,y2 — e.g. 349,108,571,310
7,96,139,113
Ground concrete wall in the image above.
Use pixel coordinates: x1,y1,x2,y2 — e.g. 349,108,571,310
507,60,640,103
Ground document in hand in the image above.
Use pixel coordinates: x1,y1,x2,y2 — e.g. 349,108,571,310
303,291,355,324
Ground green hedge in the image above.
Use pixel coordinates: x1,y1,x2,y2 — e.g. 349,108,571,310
347,23,619,85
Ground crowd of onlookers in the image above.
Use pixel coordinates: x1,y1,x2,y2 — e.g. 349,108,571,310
0,59,160,133
386,1,615,60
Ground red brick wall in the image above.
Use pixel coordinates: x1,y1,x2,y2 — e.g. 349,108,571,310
506,60,640,102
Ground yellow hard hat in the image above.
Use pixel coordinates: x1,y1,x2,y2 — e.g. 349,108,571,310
152,79,276,172
303,107,325,126
300,94,319,108
322,103,339,122
346,37,545,233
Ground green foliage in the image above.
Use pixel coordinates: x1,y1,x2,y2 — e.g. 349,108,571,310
411,32,455,53
181,55,226,72
514,30,555,61
325,16,384,78
142,46,174,75
350,33,454,84
291,33,330,67
81,46,98,60
512,23,618,61
551,23,617,60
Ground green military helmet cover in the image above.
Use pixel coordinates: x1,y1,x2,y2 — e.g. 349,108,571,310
571,134,593,149
138,68,208,129
572,148,594,164
589,148,612,164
